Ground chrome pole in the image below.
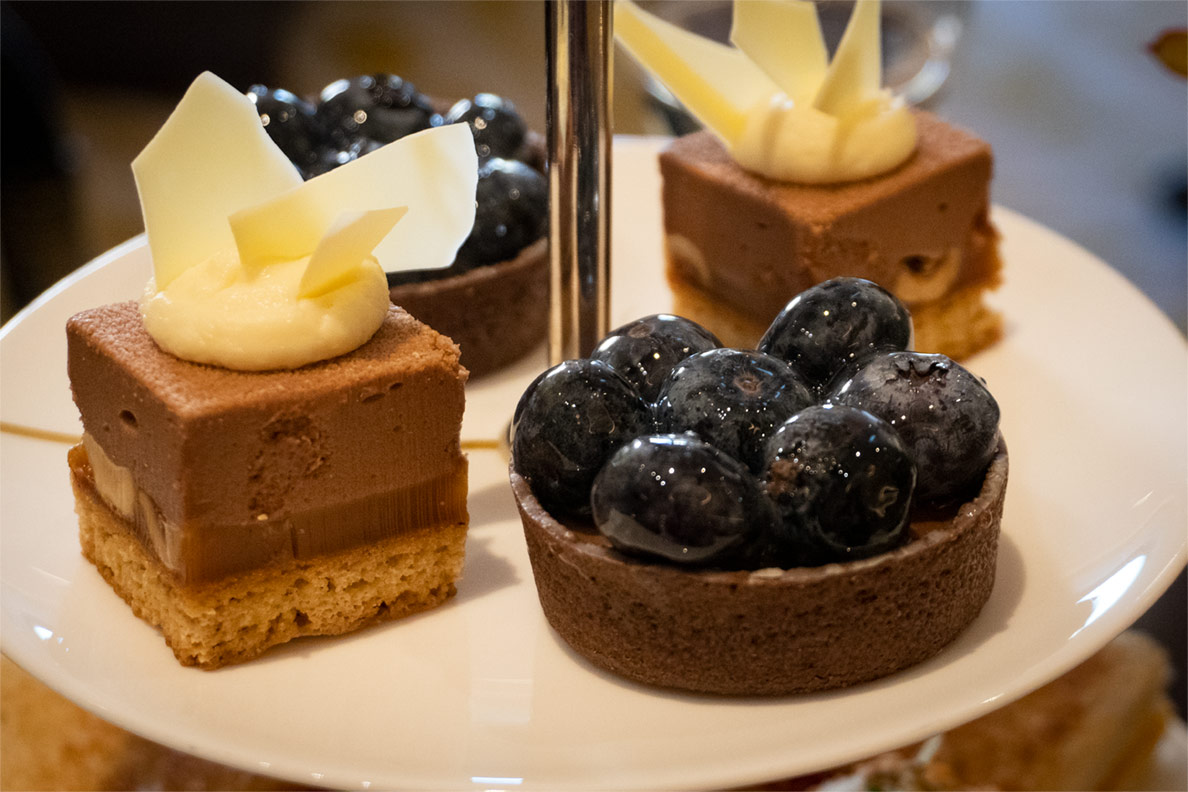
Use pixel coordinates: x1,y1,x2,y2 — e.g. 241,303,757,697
546,0,613,364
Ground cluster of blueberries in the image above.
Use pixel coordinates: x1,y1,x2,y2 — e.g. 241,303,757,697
512,278,1001,570
248,74,547,281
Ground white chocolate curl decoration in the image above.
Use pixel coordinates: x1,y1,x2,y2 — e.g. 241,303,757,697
615,0,917,184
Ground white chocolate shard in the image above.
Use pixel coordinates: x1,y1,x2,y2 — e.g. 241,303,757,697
132,72,303,289
614,0,778,142
614,0,915,184
299,207,408,298
730,0,827,107
230,123,478,275
133,71,479,370
814,0,883,116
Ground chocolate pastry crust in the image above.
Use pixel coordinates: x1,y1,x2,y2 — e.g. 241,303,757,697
390,237,547,378
513,439,1007,696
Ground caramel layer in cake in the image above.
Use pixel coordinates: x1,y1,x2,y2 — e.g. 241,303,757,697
71,436,467,584
67,303,469,667
661,111,1002,358
514,439,1007,696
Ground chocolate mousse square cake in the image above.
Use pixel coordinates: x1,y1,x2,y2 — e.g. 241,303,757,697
67,302,468,669
661,111,1003,359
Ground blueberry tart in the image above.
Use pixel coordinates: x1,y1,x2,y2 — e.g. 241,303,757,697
510,279,1008,694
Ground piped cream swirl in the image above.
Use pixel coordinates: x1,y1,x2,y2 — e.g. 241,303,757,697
732,92,916,184
141,251,391,371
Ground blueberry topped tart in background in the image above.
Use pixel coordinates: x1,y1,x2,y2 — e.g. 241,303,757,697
249,75,549,377
510,278,1009,695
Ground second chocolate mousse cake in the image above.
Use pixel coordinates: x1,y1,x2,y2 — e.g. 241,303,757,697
661,111,1003,359
69,304,468,669
616,0,1004,359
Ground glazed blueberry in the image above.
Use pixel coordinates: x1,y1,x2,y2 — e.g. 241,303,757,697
512,359,653,518
510,366,552,444
453,157,547,270
829,351,999,502
304,137,384,179
444,93,528,160
247,85,324,173
316,74,439,148
655,348,814,474
590,314,721,402
592,434,780,568
759,277,913,392
762,405,915,564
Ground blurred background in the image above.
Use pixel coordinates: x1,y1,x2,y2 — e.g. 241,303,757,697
2,1,1185,331
1,0,1185,788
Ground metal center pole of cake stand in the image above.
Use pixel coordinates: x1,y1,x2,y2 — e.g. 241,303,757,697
546,0,613,365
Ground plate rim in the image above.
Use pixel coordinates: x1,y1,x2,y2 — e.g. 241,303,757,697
2,140,1186,790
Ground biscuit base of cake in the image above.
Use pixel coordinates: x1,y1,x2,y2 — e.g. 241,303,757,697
72,445,467,670
668,268,1004,362
0,654,310,790
513,440,1007,696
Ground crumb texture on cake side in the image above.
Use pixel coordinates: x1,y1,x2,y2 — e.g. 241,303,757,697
925,630,1174,792
790,631,1176,792
0,655,315,790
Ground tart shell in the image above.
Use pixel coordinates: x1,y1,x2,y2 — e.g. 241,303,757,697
512,438,1007,696
389,237,547,378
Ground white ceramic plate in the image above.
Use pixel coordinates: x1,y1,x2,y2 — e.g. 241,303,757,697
1,138,1185,791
